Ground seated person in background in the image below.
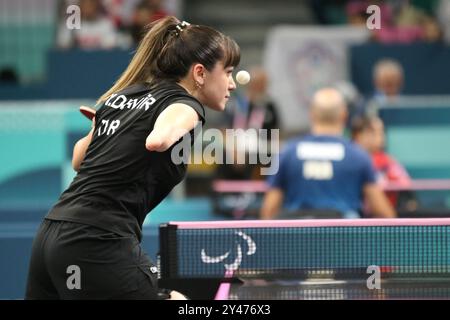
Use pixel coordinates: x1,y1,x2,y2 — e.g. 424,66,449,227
363,59,405,117
129,1,155,45
260,88,396,219
57,0,118,49
351,115,410,185
129,0,169,45
216,66,280,181
228,66,280,135
373,59,404,101
351,115,415,210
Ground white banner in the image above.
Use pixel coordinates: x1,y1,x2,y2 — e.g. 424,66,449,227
263,26,370,131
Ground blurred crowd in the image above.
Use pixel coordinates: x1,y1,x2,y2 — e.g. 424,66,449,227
55,0,450,51
310,0,448,43
56,0,171,49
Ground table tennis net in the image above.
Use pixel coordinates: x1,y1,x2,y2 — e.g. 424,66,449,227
158,219,450,280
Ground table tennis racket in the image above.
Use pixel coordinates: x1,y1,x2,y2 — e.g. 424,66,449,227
79,106,96,120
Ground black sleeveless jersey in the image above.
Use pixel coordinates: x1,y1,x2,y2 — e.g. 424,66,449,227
46,81,205,240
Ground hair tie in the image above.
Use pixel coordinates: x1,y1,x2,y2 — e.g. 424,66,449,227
173,21,190,36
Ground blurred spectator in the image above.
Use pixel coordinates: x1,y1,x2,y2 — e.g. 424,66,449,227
129,0,169,45
216,66,280,181
342,0,442,43
375,0,442,43
129,2,154,44
260,88,395,219
385,1,430,42
421,16,443,42
102,0,141,28
395,1,429,27
372,58,404,102
57,0,118,49
144,0,169,22
363,59,404,117
351,116,411,186
351,115,416,210
346,0,393,27
228,66,280,135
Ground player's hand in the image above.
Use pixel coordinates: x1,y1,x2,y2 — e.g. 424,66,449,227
167,290,189,300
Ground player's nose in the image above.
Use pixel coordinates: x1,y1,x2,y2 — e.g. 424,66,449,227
229,76,236,91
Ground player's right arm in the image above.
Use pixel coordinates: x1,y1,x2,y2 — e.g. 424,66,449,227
146,103,200,152
260,188,284,220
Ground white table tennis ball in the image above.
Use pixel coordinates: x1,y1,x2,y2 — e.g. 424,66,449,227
236,70,251,85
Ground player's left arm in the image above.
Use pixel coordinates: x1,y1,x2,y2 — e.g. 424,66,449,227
363,183,397,218
72,119,95,172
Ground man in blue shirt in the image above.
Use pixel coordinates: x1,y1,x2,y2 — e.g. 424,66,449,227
261,88,395,219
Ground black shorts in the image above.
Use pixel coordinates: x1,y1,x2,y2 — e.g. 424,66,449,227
25,219,159,300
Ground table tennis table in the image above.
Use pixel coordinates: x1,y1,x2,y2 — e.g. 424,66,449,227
216,276,450,300
158,219,450,300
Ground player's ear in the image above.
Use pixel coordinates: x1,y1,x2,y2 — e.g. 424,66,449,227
192,63,206,86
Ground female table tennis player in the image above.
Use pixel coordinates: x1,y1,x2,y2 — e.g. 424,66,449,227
25,16,240,299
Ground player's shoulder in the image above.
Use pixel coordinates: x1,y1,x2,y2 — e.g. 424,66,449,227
113,81,183,97
345,139,372,163
115,83,151,97
282,136,304,153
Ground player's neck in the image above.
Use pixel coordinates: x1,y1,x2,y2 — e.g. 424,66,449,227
177,79,197,97
311,124,343,137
